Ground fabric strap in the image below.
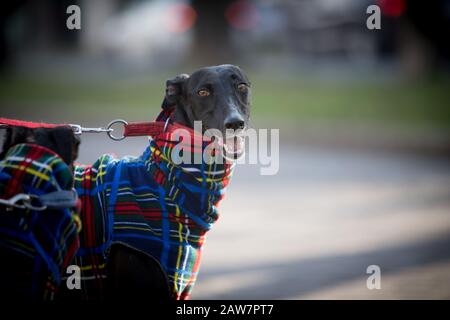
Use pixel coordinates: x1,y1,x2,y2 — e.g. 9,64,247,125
123,121,169,137
39,190,79,209
0,117,171,139
0,117,68,129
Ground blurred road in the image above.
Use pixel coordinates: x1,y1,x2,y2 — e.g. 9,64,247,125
76,136,450,299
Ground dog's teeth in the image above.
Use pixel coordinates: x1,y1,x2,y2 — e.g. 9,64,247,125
224,136,244,156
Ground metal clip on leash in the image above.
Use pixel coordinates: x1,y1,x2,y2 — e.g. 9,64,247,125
70,124,113,135
0,117,164,142
70,120,128,141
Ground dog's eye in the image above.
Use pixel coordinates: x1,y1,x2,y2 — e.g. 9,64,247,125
198,89,210,97
237,83,248,93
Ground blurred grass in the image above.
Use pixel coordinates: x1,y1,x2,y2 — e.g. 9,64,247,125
253,77,450,131
0,74,449,131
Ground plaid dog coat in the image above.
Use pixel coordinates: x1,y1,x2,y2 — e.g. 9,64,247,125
67,107,234,300
0,144,81,300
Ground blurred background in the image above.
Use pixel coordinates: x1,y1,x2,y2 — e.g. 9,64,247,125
1,0,449,299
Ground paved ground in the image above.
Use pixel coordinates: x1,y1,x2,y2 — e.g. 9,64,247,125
75,136,450,299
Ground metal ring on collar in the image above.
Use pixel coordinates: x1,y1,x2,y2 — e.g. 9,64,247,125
107,119,128,141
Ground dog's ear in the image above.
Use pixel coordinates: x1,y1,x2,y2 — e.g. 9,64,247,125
165,73,189,105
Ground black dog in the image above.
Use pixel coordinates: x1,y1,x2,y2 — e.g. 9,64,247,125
107,64,251,300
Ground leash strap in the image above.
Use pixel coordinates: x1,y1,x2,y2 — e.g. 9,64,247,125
124,121,167,137
0,117,67,129
39,189,79,210
107,119,172,140
0,117,169,140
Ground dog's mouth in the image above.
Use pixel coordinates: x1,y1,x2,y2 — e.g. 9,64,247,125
201,124,247,161
223,135,245,160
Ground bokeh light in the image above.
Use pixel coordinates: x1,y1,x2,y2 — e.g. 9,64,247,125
225,0,260,31
378,0,406,17
164,3,197,33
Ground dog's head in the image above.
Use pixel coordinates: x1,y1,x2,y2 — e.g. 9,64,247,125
164,64,251,157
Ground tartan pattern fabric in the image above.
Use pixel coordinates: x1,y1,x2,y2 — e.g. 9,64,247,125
0,143,80,300
68,110,234,300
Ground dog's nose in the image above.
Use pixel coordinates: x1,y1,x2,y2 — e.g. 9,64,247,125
224,116,245,131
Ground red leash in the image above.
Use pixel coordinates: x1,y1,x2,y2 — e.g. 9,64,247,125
0,117,68,129
124,121,168,137
0,118,179,141
0,117,173,140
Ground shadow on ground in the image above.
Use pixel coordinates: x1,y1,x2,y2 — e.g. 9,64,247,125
195,233,450,299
